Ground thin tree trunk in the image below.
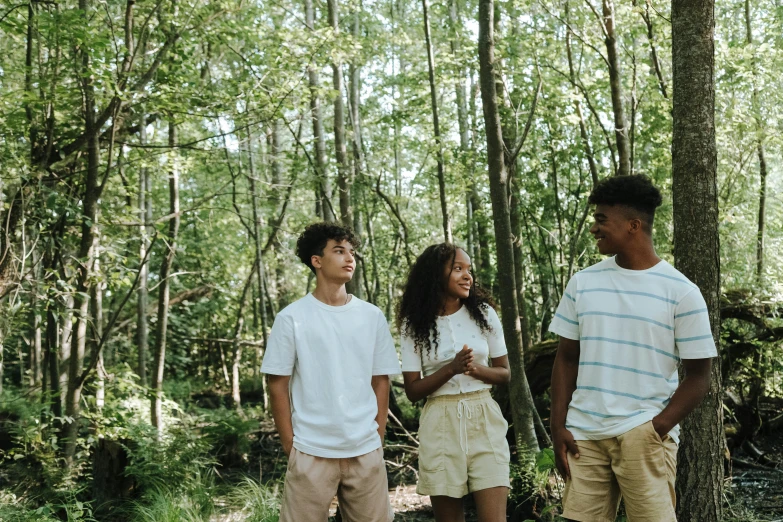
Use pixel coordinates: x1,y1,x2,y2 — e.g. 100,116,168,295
602,0,631,176
566,0,599,185
640,0,669,99
422,0,452,243
64,0,101,458
349,4,365,300
745,0,767,282
247,129,269,410
137,107,150,387
328,0,352,230
478,0,538,454
90,226,104,410
231,268,255,411
671,0,723,518
305,0,334,221
151,120,180,431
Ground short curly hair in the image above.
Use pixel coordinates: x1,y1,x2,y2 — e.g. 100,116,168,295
295,222,360,274
588,174,663,230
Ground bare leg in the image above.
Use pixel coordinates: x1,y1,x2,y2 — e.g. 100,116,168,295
431,495,465,522
472,486,509,522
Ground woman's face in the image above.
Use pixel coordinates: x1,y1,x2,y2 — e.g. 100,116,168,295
443,248,473,300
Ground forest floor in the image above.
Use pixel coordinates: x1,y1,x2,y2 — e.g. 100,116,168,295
206,415,783,522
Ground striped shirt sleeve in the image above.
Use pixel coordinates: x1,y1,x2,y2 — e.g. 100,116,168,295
674,288,718,359
549,277,579,340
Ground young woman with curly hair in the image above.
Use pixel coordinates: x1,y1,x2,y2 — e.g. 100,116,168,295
397,243,511,522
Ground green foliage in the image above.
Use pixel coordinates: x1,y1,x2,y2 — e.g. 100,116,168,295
225,477,281,522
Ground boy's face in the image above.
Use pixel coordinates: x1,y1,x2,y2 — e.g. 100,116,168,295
311,239,356,284
589,204,637,256
443,248,473,300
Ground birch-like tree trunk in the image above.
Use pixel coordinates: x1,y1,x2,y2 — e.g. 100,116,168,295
137,107,151,387
151,120,180,431
672,0,723,518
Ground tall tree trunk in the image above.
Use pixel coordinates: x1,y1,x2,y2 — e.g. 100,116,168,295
90,226,104,410
422,0,453,243
231,269,254,411
247,129,269,410
327,0,352,229
478,0,538,453
137,108,150,387
566,0,600,185
671,0,723,519
151,120,180,431
305,0,334,221
64,0,101,459
349,4,365,300
745,0,767,283
602,0,631,176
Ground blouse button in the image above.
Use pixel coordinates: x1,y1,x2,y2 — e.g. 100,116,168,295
457,323,462,327
472,335,476,338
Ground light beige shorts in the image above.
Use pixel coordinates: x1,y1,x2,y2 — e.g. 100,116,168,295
417,389,511,498
563,420,678,522
279,446,393,522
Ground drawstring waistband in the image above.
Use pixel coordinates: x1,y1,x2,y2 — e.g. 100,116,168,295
457,399,474,455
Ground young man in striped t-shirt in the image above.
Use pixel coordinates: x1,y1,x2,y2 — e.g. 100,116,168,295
549,175,717,522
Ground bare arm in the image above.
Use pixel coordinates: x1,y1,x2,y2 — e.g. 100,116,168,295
371,375,391,443
268,374,294,457
402,345,474,402
652,358,713,436
464,354,510,384
550,336,581,479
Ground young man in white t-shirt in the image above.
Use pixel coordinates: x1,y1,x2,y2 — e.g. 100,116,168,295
261,222,401,522
549,175,717,522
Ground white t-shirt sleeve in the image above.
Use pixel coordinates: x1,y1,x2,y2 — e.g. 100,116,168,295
674,288,718,359
372,313,402,375
485,307,508,358
549,277,579,340
260,313,296,375
399,333,422,372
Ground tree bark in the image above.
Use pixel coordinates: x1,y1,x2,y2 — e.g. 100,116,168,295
305,0,335,221
137,107,150,387
744,0,767,283
64,0,101,459
151,120,180,431
602,0,631,176
349,4,365,300
478,0,538,454
671,0,723,519
247,128,269,410
327,0,352,229
422,0,453,243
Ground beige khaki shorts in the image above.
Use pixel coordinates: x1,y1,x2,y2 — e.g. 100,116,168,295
417,389,511,498
563,420,678,522
279,446,394,522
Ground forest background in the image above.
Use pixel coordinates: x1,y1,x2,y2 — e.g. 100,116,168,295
0,0,782,520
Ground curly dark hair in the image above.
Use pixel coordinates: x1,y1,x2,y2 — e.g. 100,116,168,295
588,174,663,230
295,222,360,274
396,243,495,359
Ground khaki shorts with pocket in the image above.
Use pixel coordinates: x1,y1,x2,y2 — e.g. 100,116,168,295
279,446,393,522
417,389,511,498
563,420,678,522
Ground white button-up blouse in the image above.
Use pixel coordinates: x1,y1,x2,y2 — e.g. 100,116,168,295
400,305,508,397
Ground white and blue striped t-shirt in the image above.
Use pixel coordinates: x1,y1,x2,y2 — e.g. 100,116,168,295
548,256,717,443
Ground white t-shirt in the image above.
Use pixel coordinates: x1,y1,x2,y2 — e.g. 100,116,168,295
548,257,717,444
400,305,508,397
260,294,401,458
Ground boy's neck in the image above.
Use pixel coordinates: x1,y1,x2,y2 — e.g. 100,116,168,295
312,278,350,306
613,241,661,271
